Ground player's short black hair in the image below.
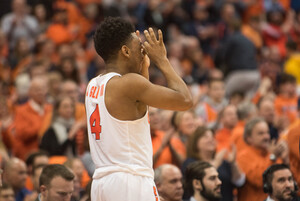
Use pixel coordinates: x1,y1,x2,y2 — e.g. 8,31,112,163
93,17,135,62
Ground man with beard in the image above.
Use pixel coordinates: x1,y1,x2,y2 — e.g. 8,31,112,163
184,161,222,201
154,164,184,201
263,164,300,201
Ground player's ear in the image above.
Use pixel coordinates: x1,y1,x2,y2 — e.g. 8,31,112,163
121,45,130,58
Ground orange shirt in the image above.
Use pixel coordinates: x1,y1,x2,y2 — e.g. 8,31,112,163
151,130,186,169
13,102,52,160
75,103,86,121
46,24,73,45
215,128,232,152
274,95,298,125
237,146,279,201
286,122,300,188
242,0,263,22
242,25,263,49
25,176,34,191
230,121,247,152
204,103,218,124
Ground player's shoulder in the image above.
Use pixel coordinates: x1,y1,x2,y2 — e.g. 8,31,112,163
116,73,149,86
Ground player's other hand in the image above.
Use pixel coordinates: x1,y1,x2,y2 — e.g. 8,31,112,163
143,28,167,65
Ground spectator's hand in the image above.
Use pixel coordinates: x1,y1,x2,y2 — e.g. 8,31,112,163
277,140,289,164
274,116,289,132
68,121,84,140
213,149,227,169
226,144,237,164
161,128,175,148
269,139,288,159
24,192,38,201
258,77,272,95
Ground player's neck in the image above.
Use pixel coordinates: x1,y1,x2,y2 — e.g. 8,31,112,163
106,63,129,75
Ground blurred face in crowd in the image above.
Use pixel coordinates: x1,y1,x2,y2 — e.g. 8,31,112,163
32,166,44,192
247,121,270,150
197,130,216,153
178,111,197,136
221,105,238,129
12,0,26,16
159,110,174,132
6,159,27,190
271,169,296,201
149,107,161,132
41,176,74,201
34,4,47,22
71,159,84,180
259,99,275,124
33,155,49,168
157,165,183,201
221,3,235,23
58,97,75,120
61,81,79,103
0,188,15,201
208,80,225,102
198,167,222,200
29,78,48,105
280,82,296,98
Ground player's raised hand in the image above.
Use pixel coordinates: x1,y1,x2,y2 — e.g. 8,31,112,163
143,28,167,65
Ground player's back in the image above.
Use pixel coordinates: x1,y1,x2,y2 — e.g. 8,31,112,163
85,73,153,179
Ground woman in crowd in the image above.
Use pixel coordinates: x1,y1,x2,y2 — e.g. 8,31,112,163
40,96,78,157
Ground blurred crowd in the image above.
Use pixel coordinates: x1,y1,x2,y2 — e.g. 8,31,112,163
0,0,300,201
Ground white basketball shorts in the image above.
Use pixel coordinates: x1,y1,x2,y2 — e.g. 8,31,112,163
91,172,160,201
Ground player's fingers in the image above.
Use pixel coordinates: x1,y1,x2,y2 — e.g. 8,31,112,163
143,41,150,50
149,28,157,42
158,29,163,44
136,30,140,37
144,30,152,44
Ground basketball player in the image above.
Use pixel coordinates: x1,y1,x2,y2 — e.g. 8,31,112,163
85,17,193,201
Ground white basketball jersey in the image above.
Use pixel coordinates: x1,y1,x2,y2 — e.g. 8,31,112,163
85,73,154,179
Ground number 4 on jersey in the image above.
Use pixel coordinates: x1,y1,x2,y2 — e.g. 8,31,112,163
89,104,102,140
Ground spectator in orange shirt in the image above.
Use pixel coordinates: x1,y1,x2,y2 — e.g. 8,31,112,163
150,107,186,169
230,102,257,152
195,78,227,129
274,73,298,126
46,8,73,45
215,104,238,152
286,118,300,190
236,117,289,201
13,77,52,160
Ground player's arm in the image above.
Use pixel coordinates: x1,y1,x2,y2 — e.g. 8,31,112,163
120,72,192,111
123,28,192,111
